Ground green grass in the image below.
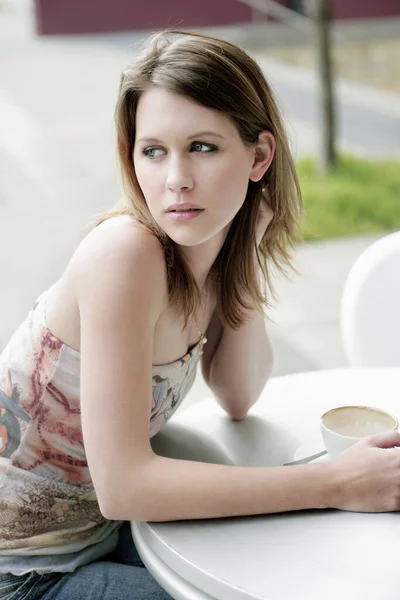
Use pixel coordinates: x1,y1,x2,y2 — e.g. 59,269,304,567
296,155,400,241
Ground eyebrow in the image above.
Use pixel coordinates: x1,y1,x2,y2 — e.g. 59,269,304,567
136,131,226,144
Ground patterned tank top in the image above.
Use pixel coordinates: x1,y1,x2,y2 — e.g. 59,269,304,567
0,288,200,574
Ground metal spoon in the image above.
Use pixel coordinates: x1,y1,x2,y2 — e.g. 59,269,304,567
283,450,328,466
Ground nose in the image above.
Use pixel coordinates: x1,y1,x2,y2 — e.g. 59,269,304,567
166,156,194,193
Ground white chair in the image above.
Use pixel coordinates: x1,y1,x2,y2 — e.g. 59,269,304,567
341,231,400,367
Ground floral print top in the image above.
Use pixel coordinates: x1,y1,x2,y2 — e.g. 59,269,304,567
0,288,200,570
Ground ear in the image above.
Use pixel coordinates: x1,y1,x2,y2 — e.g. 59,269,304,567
249,131,275,182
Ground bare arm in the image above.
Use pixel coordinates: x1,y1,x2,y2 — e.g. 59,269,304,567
73,220,400,523
201,303,273,421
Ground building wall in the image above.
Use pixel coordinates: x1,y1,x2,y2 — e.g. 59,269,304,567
34,0,400,36
332,0,400,20
34,0,254,36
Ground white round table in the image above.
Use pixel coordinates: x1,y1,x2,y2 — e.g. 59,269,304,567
131,368,400,600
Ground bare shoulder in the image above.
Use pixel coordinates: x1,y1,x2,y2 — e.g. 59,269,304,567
73,215,164,290
64,215,167,328
75,215,163,267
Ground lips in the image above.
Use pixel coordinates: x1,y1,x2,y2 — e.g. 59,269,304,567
166,203,204,213
165,206,205,222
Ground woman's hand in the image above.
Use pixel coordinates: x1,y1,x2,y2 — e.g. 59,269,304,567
255,196,274,247
328,431,400,512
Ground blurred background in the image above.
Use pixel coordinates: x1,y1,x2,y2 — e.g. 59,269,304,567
1,0,399,407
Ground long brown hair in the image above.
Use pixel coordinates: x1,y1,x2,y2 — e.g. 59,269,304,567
96,30,302,329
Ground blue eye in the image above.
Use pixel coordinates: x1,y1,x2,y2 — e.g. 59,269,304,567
142,143,216,158
143,147,164,158
191,142,216,153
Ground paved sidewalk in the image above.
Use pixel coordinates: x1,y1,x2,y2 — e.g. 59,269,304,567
0,2,398,409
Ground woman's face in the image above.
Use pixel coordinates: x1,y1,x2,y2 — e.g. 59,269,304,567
133,87,261,248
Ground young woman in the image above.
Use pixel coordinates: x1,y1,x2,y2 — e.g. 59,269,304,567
1,30,399,600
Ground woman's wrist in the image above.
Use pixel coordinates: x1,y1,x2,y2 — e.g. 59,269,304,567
288,462,340,511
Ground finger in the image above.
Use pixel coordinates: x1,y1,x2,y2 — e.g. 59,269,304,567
365,430,400,449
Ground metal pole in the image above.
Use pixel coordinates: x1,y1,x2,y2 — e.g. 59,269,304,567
315,0,337,172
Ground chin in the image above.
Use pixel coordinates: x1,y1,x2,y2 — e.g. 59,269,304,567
166,231,211,247
157,215,231,248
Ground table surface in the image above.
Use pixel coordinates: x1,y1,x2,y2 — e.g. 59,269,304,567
131,368,400,600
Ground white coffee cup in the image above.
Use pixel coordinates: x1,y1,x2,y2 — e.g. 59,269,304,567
320,405,398,458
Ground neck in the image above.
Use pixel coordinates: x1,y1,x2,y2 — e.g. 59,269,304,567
179,224,230,290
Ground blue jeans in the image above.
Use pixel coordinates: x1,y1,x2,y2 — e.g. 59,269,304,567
0,523,172,599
